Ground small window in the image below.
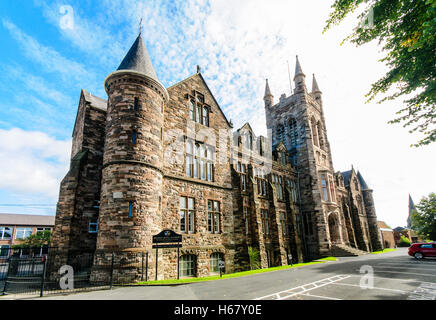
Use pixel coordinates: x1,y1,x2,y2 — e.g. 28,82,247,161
180,196,195,233
132,131,137,145
210,252,224,273
208,200,221,234
89,218,98,233
0,227,12,240
134,97,139,112
0,245,10,257
179,254,196,277
128,202,133,218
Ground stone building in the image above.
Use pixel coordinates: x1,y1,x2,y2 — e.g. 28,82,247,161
51,31,382,281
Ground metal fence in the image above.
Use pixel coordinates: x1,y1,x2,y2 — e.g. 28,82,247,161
0,247,151,297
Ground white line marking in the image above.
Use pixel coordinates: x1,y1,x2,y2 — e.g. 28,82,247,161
298,293,342,300
254,275,351,300
331,282,407,293
366,270,436,277
376,265,436,272
348,274,419,283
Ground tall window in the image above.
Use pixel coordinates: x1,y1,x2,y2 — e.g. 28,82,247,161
186,141,214,182
329,176,336,202
236,162,247,191
244,207,249,235
289,118,298,147
15,228,32,239
132,131,137,145
245,133,253,150
276,125,285,144
320,174,329,202
180,197,195,233
272,174,284,200
311,118,319,147
287,179,299,203
280,212,287,236
128,201,133,218
179,255,196,277
133,97,139,112
255,168,268,197
317,122,324,148
188,92,209,126
208,200,221,234
0,227,12,240
210,252,224,273
261,210,269,235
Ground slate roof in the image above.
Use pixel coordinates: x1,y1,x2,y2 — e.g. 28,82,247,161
341,170,352,186
0,214,55,226
82,90,107,111
356,171,369,190
117,33,159,82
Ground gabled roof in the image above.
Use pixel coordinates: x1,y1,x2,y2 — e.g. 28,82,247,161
82,89,107,111
117,33,159,82
168,72,232,128
237,122,256,136
356,171,369,190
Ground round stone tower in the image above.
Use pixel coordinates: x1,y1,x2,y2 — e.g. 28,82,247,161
91,32,168,283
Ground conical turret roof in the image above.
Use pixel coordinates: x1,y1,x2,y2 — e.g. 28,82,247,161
117,33,158,81
295,55,305,78
264,79,273,98
312,74,321,93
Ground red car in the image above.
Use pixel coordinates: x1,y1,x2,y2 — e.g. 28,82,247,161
408,242,436,259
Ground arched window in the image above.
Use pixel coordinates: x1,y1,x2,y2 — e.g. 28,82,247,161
317,121,324,148
179,254,196,277
210,252,224,273
288,118,298,147
276,124,285,144
311,117,319,147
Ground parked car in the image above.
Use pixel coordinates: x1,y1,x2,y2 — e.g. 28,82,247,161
408,242,436,259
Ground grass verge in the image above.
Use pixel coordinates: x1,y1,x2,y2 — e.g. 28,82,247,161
134,261,326,286
370,248,397,254
316,256,338,261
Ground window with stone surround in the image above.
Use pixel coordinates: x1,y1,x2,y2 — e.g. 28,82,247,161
255,168,268,197
89,218,98,233
236,162,247,191
208,200,221,234
288,118,298,147
185,140,214,182
286,179,299,203
180,197,195,233
261,210,270,235
272,174,284,200
320,173,329,202
276,124,285,144
179,254,196,277
244,207,249,235
210,252,224,273
280,212,287,236
328,176,336,203
310,117,319,147
187,92,210,126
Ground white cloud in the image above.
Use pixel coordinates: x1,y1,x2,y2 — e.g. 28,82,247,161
0,128,71,199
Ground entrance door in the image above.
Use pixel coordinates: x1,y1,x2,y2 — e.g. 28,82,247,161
328,213,340,244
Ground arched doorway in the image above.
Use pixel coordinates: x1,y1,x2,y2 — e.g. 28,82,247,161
328,213,340,244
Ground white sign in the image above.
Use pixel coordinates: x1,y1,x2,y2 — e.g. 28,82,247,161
218,261,225,268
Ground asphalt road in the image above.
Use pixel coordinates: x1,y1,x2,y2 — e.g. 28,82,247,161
37,248,436,300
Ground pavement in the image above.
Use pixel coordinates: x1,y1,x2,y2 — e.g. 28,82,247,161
11,248,436,300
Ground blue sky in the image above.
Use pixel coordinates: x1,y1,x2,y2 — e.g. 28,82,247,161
0,0,434,228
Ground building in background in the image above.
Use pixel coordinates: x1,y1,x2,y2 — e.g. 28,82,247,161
407,194,416,228
0,214,55,256
377,221,395,249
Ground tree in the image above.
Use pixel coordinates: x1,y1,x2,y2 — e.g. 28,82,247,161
248,246,261,270
12,230,51,249
324,0,436,147
410,193,436,240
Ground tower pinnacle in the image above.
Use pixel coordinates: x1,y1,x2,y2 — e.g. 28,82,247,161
294,55,306,93
312,74,321,93
264,79,274,108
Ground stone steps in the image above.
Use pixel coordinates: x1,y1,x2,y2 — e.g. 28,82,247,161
331,244,368,257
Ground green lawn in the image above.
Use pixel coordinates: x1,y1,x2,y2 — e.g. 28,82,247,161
370,248,397,254
316,256,338,261
132,260,328,286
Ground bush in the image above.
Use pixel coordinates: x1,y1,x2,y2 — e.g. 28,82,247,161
398,235,411,247
248,246,261,270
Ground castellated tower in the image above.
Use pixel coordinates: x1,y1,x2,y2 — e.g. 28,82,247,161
91,32,168,282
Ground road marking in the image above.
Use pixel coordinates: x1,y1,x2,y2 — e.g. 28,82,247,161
253,275,350,300
376,265,436,272
348,274,419,283
408,282,436,300
357,269,436,277
331,282,407,293
298,293,342,300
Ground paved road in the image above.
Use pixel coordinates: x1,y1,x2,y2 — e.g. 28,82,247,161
36,248,436,300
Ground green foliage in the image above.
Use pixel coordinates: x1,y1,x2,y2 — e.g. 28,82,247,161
12,230,51,249
248,246,261,270
410,192,436,240
398,235,411,247
324,0,436,147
